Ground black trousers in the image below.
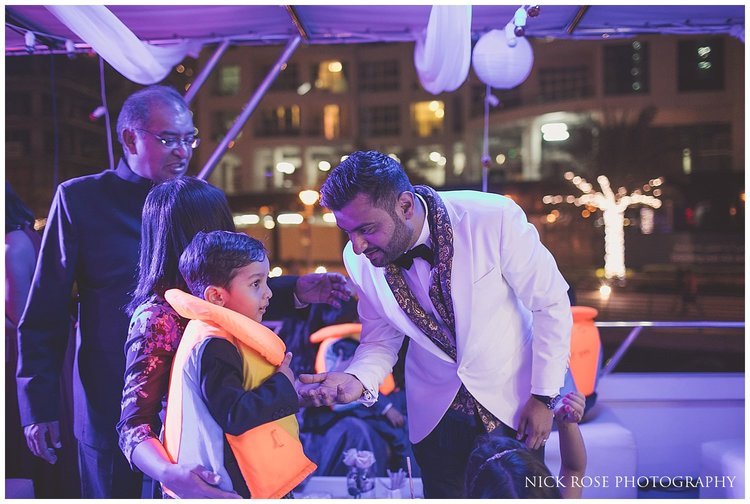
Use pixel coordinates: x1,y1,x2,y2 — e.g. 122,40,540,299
78,441,143,498
412,409,543,498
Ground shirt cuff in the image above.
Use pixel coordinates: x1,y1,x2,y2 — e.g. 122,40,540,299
380,402,393,415
359,386,378,407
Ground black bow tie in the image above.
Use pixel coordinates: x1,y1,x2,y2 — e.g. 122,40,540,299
392,244,434,269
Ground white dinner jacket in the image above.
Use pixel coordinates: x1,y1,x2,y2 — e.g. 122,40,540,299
344,190,572,443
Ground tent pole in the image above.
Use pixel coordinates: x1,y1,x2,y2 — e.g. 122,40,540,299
284,6,310,41
184,39,230,105
565,6,589,35
198,35,302,181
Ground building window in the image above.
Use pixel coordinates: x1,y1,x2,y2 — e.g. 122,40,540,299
675,123,732,172
540,66,593,102
604,41,649,95
406,145,447,187
678,38,725,92
360,105,400,137
212,111,236,141
6,130,31,157
211,152,242,195
6,92,32,115
358,60,399,91
215,65,241,96
411,101,445,137
256,105,301,137
258,63,299,92
323,104,341,140
314,60,348,93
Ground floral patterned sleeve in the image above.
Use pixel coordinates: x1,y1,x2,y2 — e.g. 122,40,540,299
117,297,186,467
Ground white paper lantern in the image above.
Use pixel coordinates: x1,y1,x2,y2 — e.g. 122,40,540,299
472,29,534,89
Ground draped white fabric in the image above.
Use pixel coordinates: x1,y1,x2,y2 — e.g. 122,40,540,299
46,5,202,85
413,5,472,95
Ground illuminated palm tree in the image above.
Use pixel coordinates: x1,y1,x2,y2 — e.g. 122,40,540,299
545,172,663,281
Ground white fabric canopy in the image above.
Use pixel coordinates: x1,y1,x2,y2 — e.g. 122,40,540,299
5,5,744,88
46,5,201,84
413,5,472,95
8,5,743,52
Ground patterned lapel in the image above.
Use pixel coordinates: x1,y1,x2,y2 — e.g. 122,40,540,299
384,186,457,361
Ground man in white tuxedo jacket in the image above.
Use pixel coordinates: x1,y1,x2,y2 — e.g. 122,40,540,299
300,151,572,497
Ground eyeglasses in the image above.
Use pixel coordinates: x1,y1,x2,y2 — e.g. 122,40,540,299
137,129,200,149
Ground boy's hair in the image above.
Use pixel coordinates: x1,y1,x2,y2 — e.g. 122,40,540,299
179,230,266,298
465,435,561,498
319,150,414,212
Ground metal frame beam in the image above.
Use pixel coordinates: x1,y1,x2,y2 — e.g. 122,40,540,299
184,39,231,105
284,5,310,42
198,35,302,180
565,6,590,35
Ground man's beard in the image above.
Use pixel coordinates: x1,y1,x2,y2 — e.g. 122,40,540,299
369,214,413,267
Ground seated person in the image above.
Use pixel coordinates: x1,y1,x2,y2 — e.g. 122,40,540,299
465,391,586,499
161,231,316,498
281,302,417,477
303,336,413,476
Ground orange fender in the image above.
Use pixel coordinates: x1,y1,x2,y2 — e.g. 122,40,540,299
569,306,601,396
309,323,395,396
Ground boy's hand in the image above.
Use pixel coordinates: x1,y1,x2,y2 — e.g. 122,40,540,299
277,352,295,385
554,391,585,424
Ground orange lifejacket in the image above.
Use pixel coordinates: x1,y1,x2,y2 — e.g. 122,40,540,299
162,289,316,498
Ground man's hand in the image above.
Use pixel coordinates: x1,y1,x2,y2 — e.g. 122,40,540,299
24,421,61,464
554,391,585,424
162,463,242,499
298,371,364,407
295,273,352,308
384,406,405,427
277,352,295,385
516,397,554,450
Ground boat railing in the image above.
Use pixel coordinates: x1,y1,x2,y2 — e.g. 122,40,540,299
596,321,745,376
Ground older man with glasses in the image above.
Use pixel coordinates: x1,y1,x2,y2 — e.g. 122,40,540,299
15,85,348,498
16,86,199,499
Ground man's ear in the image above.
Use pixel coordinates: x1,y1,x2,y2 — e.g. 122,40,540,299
396,191,416,219
204,285,226,307
121,129,138,156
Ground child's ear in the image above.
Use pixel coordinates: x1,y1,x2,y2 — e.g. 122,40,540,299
204,286,226,306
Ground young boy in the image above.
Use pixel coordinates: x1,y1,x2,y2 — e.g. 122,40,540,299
162,231,316,498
